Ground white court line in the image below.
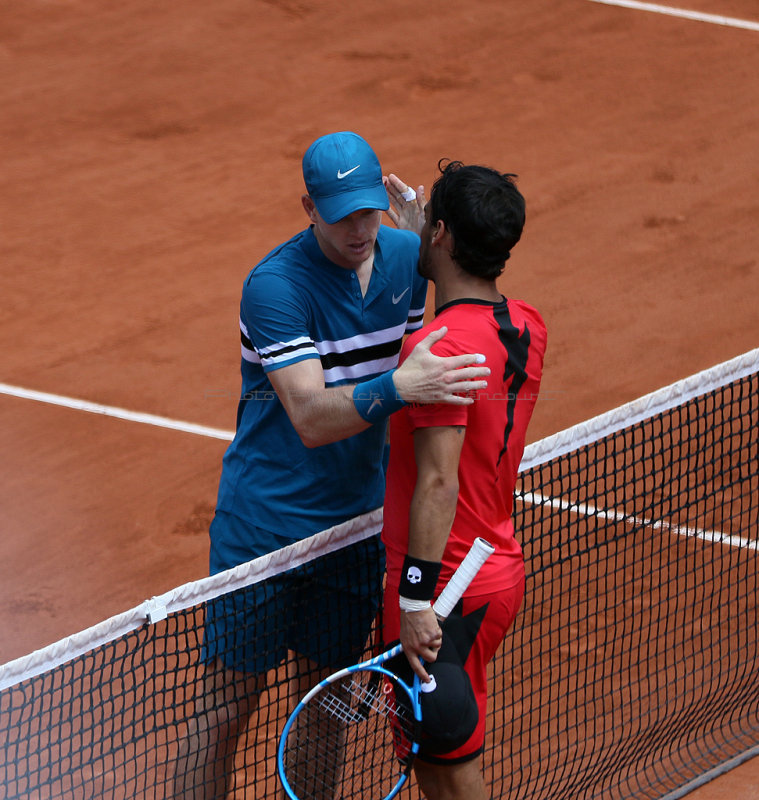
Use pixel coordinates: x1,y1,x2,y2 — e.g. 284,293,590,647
0,382,235,441
3,383,755,549
588,0,759,31
519,490,757,551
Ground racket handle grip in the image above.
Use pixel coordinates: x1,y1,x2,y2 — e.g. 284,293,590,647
432,537,495,620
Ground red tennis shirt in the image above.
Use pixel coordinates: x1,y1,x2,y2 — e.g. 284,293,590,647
382,296,547,595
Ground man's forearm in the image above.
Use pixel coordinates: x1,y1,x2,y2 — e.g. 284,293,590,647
408,477,458,562
272,324,490,447
400,434,461,679
281,383,372,448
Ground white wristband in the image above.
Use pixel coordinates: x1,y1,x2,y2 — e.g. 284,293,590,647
399,596,432,613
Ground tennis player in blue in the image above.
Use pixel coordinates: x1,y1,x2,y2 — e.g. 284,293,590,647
171,132,490,799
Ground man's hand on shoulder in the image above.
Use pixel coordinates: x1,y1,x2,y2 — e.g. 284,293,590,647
393,327,489,406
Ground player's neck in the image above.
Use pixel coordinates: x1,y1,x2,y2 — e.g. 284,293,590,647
354,255,374,296
432,266,501,308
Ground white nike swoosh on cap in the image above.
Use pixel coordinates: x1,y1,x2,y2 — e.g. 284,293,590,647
337,165,360,179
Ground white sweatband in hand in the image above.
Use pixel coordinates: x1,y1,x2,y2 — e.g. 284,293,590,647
399,596,432,613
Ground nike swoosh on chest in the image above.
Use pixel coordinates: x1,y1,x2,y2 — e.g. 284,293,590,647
391,287,410,304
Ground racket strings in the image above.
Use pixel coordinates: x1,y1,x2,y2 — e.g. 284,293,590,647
315,674,384,724
281,669,416,800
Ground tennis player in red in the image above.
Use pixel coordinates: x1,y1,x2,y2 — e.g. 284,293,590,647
382,161,547,800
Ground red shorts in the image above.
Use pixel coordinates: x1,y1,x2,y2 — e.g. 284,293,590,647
383,572,525,764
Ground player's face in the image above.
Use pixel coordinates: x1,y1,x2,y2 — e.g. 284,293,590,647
307,201,383,270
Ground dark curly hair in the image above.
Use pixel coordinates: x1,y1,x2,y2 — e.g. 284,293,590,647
428,160,525,279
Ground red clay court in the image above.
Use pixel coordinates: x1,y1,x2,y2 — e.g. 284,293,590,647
1,1,757,797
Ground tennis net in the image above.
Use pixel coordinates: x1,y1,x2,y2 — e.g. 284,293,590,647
1,348,757,799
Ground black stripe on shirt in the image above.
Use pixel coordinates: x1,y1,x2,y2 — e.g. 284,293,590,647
319,337,402,371
494,302,531,469
244,332,315,361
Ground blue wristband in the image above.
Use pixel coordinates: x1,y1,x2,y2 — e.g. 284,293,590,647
352,370,407,423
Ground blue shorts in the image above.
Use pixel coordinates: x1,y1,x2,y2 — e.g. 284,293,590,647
202,511,384,676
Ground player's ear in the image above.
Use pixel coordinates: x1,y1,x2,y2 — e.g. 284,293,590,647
302,194,318,222
431,219,448,247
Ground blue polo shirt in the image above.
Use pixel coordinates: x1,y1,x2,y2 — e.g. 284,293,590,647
214,225,426,545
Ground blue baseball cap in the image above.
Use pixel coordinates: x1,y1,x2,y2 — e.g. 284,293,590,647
302,131,389,224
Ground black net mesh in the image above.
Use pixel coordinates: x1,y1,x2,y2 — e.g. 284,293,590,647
1,365,756,799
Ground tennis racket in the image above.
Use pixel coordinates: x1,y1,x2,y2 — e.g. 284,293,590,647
277,536,495,800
